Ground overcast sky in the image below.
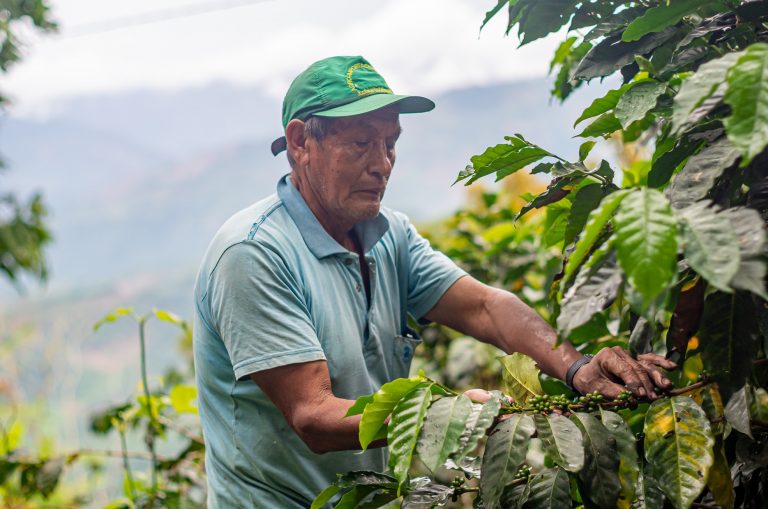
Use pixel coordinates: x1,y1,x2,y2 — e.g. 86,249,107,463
5,0,562,115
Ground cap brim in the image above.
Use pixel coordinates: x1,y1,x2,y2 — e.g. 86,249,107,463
271,93,435,155
314,93,435,118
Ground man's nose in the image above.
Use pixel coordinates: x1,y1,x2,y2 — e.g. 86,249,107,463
368,141,393,178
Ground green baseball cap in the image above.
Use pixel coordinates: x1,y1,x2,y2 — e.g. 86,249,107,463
271,55,435,155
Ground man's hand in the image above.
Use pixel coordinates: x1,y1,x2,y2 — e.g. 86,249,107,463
571,347,677,400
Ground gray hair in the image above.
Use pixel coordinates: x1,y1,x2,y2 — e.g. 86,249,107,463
287,116,337,169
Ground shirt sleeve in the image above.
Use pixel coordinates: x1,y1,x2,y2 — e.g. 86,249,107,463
402,217,467,321
208,241,326,380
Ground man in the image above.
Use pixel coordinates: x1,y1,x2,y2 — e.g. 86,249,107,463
193,55,675,508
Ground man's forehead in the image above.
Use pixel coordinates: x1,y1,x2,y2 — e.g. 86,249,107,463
334,109,401,133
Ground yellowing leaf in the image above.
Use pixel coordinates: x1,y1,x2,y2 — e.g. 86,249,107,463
644,397,714,509
169,384,198,414
499,353,543,404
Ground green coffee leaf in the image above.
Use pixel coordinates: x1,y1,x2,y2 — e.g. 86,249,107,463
358,376,426,450
574,84,632,126
699,292,760,399
480,0,507,32
522,467,571,509
550,36,578,74
671,51,744,134
574,28,678,80
706,437,735,509
479,414,535,509
644,397,715,509
647,137,703,188
499,353,543,404
666,137,740,210
629,316,658,357
311,484,341,509
564,184,607,247
632,463,665,509
345,395,374,417
563,189,629,289
571,412,622,508
724,43,768,164
615,81,666,129
516,0,580,46
577,112,622,138
402,481,454,508
334,486,384,508
622,0,710,42
558,257,622,337
676,201,740,292
451,395,502,463
415,395,473,473
722,207,768,298
457,135,552,186
615,188,678,307
388,385,434,491
601,410,639,509
724,384,753,438
534,413,585,472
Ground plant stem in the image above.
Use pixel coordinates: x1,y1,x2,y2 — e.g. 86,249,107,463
668,379,711,396
138,318,159,496
118,425,137,502
156,415,204,444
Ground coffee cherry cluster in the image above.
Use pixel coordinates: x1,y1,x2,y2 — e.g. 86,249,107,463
575,391,604,412
514,464,532,481
529,395,556,413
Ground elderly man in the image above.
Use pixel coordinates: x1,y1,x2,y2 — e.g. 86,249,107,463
193,55,675,508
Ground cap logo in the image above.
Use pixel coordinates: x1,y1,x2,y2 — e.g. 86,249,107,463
345,63,393,97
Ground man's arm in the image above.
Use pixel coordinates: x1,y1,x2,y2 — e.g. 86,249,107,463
424,275,676,399
250,360,384,454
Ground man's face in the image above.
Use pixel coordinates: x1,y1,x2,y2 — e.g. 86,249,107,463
304,108,401,225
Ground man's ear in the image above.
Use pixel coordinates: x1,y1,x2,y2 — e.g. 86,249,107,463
285,119,309,167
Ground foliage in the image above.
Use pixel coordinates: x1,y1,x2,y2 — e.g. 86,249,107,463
0,308,205,507
0,1,55,286
318,1,768,507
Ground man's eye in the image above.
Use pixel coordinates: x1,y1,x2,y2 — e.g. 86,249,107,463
354,141,370,148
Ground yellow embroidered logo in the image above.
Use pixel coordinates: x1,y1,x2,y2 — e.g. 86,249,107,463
345,63,393,97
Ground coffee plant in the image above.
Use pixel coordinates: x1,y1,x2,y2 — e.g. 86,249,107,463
313,1,768,508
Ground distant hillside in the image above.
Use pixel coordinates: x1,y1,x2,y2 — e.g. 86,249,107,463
1,77,612,297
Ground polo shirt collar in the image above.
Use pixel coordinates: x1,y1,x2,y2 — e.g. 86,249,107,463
277,174,390,259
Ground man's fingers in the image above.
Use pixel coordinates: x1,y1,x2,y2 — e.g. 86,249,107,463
464,389,492,404
641,360,674,390
638,353,678,371
599,347,654,398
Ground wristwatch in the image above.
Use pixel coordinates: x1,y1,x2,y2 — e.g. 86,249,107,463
566,354,594,392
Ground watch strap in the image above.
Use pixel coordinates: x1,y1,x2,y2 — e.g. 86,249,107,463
566,354,594,392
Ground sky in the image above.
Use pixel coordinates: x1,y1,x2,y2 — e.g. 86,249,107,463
5,0,562,115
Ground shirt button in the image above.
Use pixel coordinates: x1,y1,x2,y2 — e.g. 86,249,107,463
344,259,353,266
356,283,362,292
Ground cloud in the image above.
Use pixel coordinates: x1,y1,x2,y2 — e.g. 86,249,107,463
4,0,561,115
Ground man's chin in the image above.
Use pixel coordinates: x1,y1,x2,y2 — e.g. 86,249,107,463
350,203,382,222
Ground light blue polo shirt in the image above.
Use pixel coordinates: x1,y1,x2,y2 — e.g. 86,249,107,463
193,175,465,508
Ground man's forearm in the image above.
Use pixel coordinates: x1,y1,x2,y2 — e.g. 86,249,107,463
477,288,582,380
426,277,581,381
290,396,380,454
